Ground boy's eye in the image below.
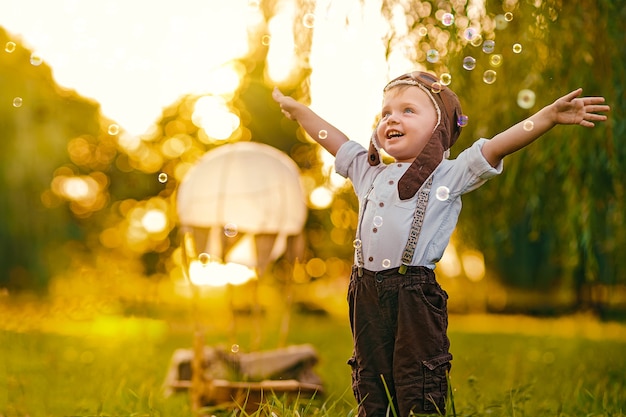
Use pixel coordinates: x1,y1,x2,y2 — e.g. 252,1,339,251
381,112,390,119
404,108,414,113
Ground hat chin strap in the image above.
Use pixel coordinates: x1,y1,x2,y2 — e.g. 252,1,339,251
397,127,446,200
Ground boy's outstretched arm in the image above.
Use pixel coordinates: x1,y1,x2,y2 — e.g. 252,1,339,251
272,87,349,156
481,88,610,167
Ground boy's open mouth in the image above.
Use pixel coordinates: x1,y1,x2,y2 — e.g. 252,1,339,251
386,130,404,139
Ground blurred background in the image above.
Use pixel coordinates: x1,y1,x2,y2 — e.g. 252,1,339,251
1,0,625,415
1,0,624,317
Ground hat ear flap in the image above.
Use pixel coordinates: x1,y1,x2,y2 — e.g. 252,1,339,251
368,131,381,166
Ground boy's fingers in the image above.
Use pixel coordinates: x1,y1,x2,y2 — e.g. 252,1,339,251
563,88,583,101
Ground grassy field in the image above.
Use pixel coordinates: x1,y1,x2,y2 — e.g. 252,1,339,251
1,297,625,417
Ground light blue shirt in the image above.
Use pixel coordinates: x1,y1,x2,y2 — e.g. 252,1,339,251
335,139,503,271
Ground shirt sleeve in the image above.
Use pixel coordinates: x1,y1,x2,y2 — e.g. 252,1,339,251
466,138,503,180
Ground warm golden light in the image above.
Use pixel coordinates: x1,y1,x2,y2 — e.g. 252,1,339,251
141,209,168,234
462,250,486,282
188,259,256,287
309,186,333,209
191,96,240,140
266,5,297,84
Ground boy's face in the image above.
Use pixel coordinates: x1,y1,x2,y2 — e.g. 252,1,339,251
376,86,438,163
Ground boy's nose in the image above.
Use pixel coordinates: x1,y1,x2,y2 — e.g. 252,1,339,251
386,112,399,123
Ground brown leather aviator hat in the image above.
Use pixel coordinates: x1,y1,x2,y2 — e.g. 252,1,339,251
368,71,464,200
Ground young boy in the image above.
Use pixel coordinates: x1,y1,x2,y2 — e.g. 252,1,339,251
272,71,609,416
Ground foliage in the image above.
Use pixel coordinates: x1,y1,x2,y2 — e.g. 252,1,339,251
1,0,625,309
379,0,625,294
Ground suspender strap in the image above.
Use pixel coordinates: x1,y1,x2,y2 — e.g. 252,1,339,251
354,177,432,276
399,176,433,274
354,186,374,277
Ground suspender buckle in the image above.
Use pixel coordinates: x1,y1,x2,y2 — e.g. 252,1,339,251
398,264,407,275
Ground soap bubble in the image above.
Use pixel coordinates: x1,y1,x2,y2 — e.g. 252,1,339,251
482,70,497,84
382,259,391,268
426,49,440,63
302,13,316,28
224,223,238,237
353,239,362,249
198,253,211,265
373,216,383,227
318,130,328,140
5,41,16,53
489,54,503,68
482,40,495,54
504,12,514,21
107,124,120,135
439,73,452,86
513,43,523,54
261,35,271,46
158,173,168,183
431,82,442,94
457,114,469,127
441,13,454,27
517,89,536,109
12,97,23,108
436,186,450,201
30,53,43,66
470,34,483,47
463,56,476,70
523,120,535,131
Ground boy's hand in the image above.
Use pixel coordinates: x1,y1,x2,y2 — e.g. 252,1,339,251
552,88,610,127
272,87,300,121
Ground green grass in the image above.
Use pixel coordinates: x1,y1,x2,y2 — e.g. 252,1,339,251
1,301,625,416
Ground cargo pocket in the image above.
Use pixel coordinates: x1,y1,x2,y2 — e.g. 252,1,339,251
422,352,452,413
347,355,362,405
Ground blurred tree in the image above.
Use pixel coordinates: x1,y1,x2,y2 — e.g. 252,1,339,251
0,28,162,292
0,28,99,292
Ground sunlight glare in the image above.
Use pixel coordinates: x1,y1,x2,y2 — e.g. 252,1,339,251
266,5,297,84
141,209,168,234
192,96,240,140
188,259,256,287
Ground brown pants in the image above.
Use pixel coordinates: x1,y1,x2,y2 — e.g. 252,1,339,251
347,266,452,416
